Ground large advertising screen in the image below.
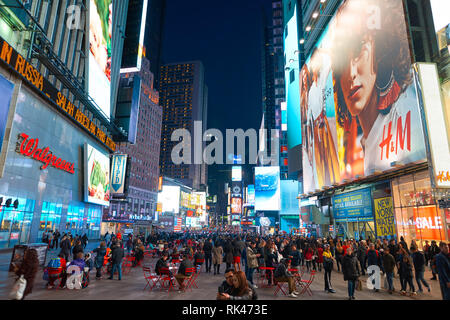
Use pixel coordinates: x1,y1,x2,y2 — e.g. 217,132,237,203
84,144,111,206
232,166,242,181
283,2,302,149
0,74,14,177
157,186,180,214
231,198,242,214
255,166,281,211
300,0,427,194
332,188,373,222
247,185,255,206
89,0,112,117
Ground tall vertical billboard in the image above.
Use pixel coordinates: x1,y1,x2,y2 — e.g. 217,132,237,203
255,166,281,211
89,0,112,118
0,74,14,178
84,144,111,206
110,154,127,194
300,0,427,194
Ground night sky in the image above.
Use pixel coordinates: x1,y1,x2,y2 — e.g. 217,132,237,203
162,0,273,194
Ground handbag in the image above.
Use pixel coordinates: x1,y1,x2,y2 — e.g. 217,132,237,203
356,279,362,291
10,275,27,300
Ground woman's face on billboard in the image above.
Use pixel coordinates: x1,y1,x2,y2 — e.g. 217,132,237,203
339,37,377,117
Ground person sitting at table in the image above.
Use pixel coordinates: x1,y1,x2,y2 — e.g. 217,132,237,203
132,239,145,267
174,254,194,292
274,258,299,298
155,252,171,275
171,247,180,262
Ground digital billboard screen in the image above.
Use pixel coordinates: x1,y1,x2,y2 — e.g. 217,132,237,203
231,198,242,214
232,166,242,181
110,154,127,194
0,74,14,177
300,0,427,194
84,144,111,206
157,186,180,214
89,0,112,117
247,185,255,206
255,166,280,211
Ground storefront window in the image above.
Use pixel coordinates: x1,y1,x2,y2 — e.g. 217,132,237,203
0,197,35,249
392,171,447,249
66,204,85,236
38,202,62,242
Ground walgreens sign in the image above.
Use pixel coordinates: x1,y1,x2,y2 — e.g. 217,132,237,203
16,133,75,174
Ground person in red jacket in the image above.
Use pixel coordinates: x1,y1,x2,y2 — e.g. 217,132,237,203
342,241,349,257
317,246,324,272
305,245,314,272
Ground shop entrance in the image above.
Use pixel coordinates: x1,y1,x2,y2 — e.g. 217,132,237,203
336,220,375,240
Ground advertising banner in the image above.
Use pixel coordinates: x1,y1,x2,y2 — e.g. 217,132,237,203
300,0,427,194
231,181,243,198
333,188,373,222
89,0,112,117
413,206,444,240
255,166,280,211
110,154,127,194
255,217,276,227
231,197,242,214
247,185,255,206
374,197,396,238
0,74,14,177
84,144,110,206
157,186,180,214
232,166,242,181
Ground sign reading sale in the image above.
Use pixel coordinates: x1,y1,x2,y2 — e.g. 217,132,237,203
413,206,443,240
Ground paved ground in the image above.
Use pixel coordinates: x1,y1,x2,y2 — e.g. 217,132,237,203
0,242,444,300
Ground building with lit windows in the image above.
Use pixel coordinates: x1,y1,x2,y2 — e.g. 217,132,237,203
0,1,128,248
159,61,208,190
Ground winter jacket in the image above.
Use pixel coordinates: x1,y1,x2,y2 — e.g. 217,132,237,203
93,247,107,269
212,246,223,265
274,263,292,279
367,249,379,266
203,241,213,256
342,254,360,281
111,246,124,265
224,242,234,264
399,257,414,278
411,251,426,272
246,247,259,269
382,253,396,273
290,250,301,267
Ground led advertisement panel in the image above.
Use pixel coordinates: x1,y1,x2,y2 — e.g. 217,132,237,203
232,166,242,181
0,74,14,177
300,0,426,194
247,185,255,206
84,144,111,206
157,186,180,214
415,63,450,188
332,188,373,222
280,180,300,215
89,0,112,117
231,197,242,214
255,166,280,211
121,0,148,73
110,154,127,194
283,2,301,149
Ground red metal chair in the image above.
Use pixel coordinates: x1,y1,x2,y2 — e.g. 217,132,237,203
194,258,205,272
299,270,316,296
123,255,135,275
158,267,175,292
183,267,196,291
258,267,275,288
187,266,200,289
143,266,160,291
273,278,289,296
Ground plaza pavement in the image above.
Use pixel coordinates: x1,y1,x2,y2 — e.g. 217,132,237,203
0,242,444,300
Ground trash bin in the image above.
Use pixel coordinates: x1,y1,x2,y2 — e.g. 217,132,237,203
9,243,48,272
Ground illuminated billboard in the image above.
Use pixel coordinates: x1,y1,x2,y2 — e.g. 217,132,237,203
89,0,112,117
255,166,280,211
231,198,242,214
0,74,14,177
300,0,427,194
232,166,242,182
121,0,148,73
110,154,127,194
247,185,255,206
283,2,302,149
157,186,180,213
84,144,111,206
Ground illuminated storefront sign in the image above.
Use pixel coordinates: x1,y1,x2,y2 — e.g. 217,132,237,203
0,37,116,152
413,206,443,240
16,133,75,174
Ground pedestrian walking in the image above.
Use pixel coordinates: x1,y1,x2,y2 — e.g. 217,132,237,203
14,248,39,300
212,242,223,275
203,238,213,273
399,254,417,296
411,246,431,293
342,247,360,300
93,241,107,280
382,247,396,294
246,241,260,287
435,242,450,300
323,244,336,293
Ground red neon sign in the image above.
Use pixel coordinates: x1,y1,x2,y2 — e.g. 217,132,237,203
16,133,75,174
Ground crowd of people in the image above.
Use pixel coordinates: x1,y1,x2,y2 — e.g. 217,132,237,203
9,229,450,301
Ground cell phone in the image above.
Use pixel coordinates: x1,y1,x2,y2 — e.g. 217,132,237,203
218,286,224,294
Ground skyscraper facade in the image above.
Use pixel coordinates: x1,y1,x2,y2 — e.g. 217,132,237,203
159,61,208,190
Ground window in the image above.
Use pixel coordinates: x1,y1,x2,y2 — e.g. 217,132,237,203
290,69,295,83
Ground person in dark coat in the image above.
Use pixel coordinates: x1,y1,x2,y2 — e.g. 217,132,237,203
93,241,107,279
411,246,430,293
399,254,416,296
342,247,360,300
429,241,441,280
203,238,213,273
382,247,396,293
59,234,71,261
224,240,234,270
15,248,39,300
435,242,450,300
108,241,124,280
81,234,88,249
72,239,84,261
